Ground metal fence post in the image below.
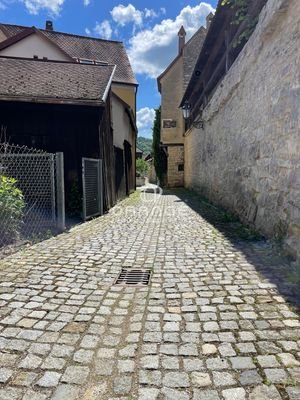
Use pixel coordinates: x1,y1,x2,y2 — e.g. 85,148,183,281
56,152,65,231
99,159,103,216
50,154,56,225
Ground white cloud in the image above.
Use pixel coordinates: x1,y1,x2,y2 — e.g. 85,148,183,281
144,8,158,19
160,7,166,15
94,20,113,40
137,107,155,138
0,2,7,10
85,28,91,35
111,3,143,27
22,0,65,15
83,0,90,6
128,2,215,79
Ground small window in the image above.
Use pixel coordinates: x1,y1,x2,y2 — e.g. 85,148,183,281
178,164,184,172
78,58,94,65
163,119,177,128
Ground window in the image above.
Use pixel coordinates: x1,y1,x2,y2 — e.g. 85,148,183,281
163,119,177,129
178,164,184,172
78,58,94,65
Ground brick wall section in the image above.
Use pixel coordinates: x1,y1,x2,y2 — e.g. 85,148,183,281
168,146,184,187
184,0,300,260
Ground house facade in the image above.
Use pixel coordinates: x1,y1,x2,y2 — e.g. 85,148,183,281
0,21,138,213
157,18,211,187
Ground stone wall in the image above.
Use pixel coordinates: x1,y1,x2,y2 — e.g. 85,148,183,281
168,145,184,187
184,0,300,260
160,57,185,145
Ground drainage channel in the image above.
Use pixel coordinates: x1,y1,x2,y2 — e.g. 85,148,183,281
114,268,152,286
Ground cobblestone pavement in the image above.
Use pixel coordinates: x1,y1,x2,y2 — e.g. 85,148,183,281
0,189,299,400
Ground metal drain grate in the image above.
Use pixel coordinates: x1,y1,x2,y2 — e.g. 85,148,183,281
115,269,151,286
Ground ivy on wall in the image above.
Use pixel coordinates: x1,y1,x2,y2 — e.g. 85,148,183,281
222,0,259,46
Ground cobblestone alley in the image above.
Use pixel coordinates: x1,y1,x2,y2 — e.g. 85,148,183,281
0,190,299,400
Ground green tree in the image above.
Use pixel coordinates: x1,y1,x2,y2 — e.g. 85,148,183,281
152,106,166,184
137,137,152,154
136,158,149,177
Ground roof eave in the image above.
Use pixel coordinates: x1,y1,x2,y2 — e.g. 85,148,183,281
102,65,117,102
0,95,105,107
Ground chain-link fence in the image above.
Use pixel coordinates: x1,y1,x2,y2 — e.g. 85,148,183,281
0,142,63,248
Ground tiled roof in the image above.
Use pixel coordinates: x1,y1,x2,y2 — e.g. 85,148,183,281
157,26,207,91
182,26,206,90
0,57,115,105
0,23,137,85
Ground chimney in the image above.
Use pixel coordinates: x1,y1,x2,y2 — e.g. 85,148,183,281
206,13,214,30
45,20,53,31
178,25,186,54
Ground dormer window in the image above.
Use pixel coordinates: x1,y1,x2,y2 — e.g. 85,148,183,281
76,58,109,66
33,55,38,59
78,58,94,65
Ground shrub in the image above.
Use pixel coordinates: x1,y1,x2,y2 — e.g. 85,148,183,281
0,175,25,244
136,158,149,177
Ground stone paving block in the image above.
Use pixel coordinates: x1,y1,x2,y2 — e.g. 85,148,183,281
206,357,229,370
285,386,300,400
248,384,282,400
95,358,114,376
230,356,255,369
193,389,220,400
36,371,61,387
163,372,190,388
51,384,80,400
0,367,13,383
19,354,42,369
11,372,38,387
113,376,132,395
239,369,262,385
212,371,237,386
191,372,211,387
0,388,23,400
138,388,160,400
139,370,162,386
161,387,189,400
61,366,89,384
264,368,288,383
222,387,246,400
22,389,49,400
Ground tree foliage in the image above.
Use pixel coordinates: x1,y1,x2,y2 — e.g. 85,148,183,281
136,158,149,177
137,137,152,154
221,0,259,47
152,106,166,184
0,176,25,244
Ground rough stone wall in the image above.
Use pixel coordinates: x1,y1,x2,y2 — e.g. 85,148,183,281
184,0,300,260
168,145,184,187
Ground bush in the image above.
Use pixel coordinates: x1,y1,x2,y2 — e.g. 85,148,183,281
136,158,149,177
0,175,25,244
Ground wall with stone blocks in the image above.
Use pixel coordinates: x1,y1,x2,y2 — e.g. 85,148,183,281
168,146,184,187
184,0,300,260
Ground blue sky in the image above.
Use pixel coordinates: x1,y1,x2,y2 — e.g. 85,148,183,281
0,0,217,137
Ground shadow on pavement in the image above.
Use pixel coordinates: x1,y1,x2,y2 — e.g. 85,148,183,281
167,188,300,311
